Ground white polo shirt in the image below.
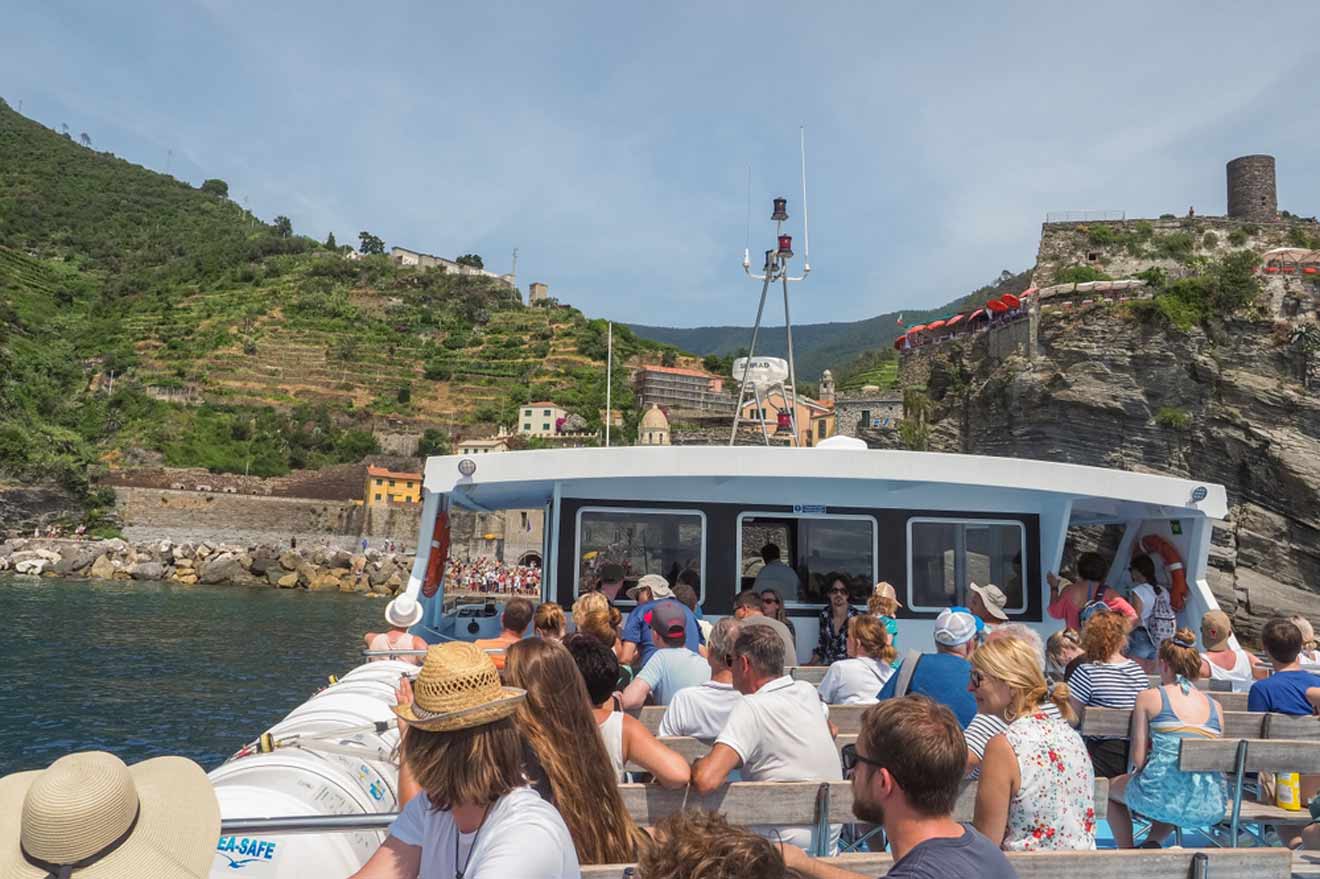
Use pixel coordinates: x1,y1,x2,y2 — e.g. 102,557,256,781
817,656,894,705
715,675,842,853
658,679,742,741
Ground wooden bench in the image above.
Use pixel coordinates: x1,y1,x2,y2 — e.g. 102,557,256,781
613,777,1108,855
634,703,870,735
1180,738,1320,843
581,846,1292,879
790,665,827,685
627,735,858,769
1081,707,1320,740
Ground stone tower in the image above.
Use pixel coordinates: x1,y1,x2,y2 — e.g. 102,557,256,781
1227,155,1277,222
819,369,835,406
528,282,549,305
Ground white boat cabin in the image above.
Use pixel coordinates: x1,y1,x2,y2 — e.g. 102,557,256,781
406,446,1228,659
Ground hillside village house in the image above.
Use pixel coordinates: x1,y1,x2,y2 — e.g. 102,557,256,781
519,402,567,437
634,364,731,412
458,427,512,456
363,465,422,506
388,247,516,288
738,391,835,448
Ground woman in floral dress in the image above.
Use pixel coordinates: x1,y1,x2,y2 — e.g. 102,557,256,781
971,636,1097,850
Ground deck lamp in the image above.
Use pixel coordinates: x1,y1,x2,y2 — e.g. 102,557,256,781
771,197,788,221
777,235,793,259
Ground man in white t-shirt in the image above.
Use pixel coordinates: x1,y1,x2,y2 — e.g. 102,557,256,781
659,617,743,741
691,624,842,853
620,601,712,708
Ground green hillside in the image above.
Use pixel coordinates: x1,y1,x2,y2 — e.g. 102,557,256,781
0,98,671,498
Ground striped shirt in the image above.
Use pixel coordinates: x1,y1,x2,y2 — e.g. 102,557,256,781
965,703,1063,780
1069,659,1148,740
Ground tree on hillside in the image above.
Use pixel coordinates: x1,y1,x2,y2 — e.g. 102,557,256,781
79,132,91,147
661,349,678,367
60,122,69,138
359,231,385,255
418,428,451,457
456,253,484,269
325,231,337,250
273,215,293,237
201,178,229,198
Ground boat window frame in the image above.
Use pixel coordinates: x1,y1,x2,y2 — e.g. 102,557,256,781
572,505,708,606
734,510,879,609
905,516,1028,614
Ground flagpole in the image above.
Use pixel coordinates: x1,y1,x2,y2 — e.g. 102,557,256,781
605,321,613,448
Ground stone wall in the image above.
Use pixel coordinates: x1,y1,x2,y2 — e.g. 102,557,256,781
114,487,364,542
834,395,903,437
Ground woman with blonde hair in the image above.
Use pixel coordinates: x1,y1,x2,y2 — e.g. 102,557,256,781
816,615,896,704
1046,628,1084,682
1106,627,1226,848
1069,610,1150,779
867,581,901,617
534,602,566,641
579,607,634,688
572,591,609,626
759,588,797,641
1291,615,1320,665
971,637,1096,851
503,638,649,866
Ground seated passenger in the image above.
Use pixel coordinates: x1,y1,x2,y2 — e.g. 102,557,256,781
691,625,842,853
751,542,800,596
637,810,797,879
759,588,797,641
1108,628,1227,849
1292,615,1320,666
817,614,896,705
533,601,566,642
732,588,798,664
354,642,579,879
1046,628,1084,683
563,633,691,788
965,626,1057,779
673,579,713,642
619,575,703,668
809,574,861,666
364,595,428,665
1068,610,1150,779
877,608,979,728
1200,609,1265,693
621,602,712,708
473,596,533,671
970,638,1095,851
659,618,744,742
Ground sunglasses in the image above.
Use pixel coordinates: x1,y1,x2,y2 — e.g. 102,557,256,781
829,588,849,596
969,669,985,690
762,597,781,605
840,743,885,773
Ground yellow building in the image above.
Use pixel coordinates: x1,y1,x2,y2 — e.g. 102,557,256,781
365,465,422,506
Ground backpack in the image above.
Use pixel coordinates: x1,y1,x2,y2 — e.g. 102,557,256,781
1146,584,1178,644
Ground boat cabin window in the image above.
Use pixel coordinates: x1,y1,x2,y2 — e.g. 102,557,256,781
737,513,876,605
907,518,1026,613
574,507,705,602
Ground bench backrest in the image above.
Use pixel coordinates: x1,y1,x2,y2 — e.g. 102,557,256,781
579,845,1292,879
1180,737,1320,774
615,776,1108,828
1080,707,1320,739
629,735,857,769
789,666,826,685
634,703,870,735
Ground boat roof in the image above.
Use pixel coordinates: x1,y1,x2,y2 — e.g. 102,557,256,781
424,446,1228,521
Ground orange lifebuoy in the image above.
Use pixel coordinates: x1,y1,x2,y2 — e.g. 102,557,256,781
422,509,450,598
1139,534,1187,611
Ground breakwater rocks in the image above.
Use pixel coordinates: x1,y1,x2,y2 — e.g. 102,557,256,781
0,537,413,594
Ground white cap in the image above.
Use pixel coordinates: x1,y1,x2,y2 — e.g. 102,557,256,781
934,608,978,646
627,573,674,601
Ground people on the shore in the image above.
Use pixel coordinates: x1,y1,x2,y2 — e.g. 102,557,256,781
759,588,797,641
691,625,842,853
1068,610,1149,779
473,596,533,671
968,583,1010,630
620,576,703,667
356,641,579,879
639,810,797,879
1199,609,1265,692
780,695,1019,879
533,601,566,641
620,601,711,708
659,617,744,742
817,613,896,704
0,750,220,879
443,557,542,596
364,595,428,665
1107,628,1226,849
732,588,798,664
970,637,1095,851
751,542,801,596
877,608,979,727
809,574,860,666
562,633,691,788
503,639,649,865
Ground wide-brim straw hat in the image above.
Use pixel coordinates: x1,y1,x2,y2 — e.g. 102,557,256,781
385,594,424,628
394,641,526,732
872,581,903,609
0,751,219,879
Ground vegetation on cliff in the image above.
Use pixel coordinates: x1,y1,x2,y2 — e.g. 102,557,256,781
0,99,676,494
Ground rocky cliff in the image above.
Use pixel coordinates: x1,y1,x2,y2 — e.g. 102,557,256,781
908,304,1320,641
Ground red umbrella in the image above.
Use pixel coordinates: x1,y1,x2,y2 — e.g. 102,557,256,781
893,336,906,350
987,299,1008,313
926,319,946,331
906,324,926,335
945,314,964,327
1001,293,1022,309
1304,267,1318,275
969,308,986,321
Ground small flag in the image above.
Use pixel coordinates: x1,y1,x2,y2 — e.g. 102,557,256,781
896,313,904,326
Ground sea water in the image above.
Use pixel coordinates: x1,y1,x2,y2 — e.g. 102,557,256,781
0,576,383,772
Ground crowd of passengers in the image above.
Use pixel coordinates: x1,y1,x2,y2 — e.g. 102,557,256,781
10,549,1320,879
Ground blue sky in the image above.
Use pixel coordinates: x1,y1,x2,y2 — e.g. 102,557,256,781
5,2,1320,326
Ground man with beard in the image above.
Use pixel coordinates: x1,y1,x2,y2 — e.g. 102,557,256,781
780,695,1017,879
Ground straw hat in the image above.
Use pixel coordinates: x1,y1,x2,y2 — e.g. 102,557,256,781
871,581,903,608
0,751,219,879
394,641,526,732
969,582,1009,621
385,594,424,628
626,573,673,602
